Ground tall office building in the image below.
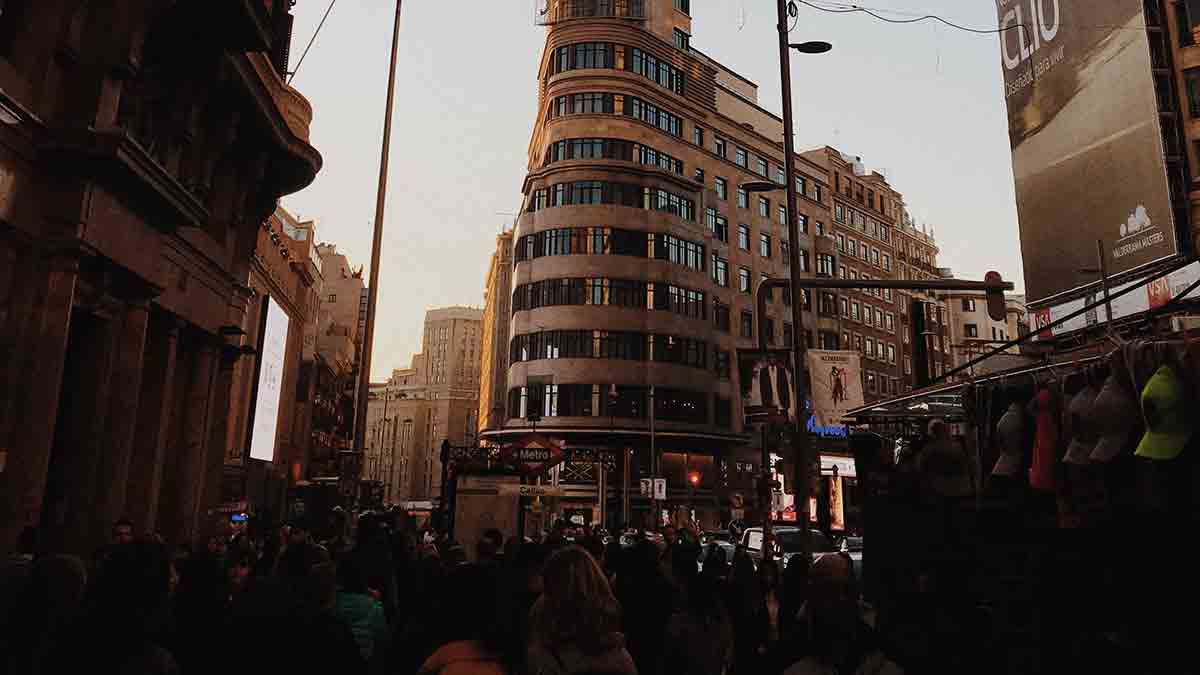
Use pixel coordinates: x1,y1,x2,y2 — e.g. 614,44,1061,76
486,0,839,528
479,230,515,435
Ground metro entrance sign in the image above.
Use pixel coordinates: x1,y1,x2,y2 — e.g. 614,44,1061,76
500,434,566,476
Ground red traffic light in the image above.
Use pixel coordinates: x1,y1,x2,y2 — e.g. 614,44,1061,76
985,271,1007,322
688,472,701,486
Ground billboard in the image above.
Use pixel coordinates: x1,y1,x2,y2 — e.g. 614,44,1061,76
806,350,866,427
738,351,797,424
996,0,1177,305
249,295,290,462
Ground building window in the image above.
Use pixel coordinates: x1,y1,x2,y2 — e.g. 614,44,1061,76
904,357,912,375
715,349,731,379
775,166,786,185
816,253,835,278
328,294,337,302
882,254,891,271
799,249,810,272
756,157,769,177
876,308,885,328
854,334,864,352
735,147,748,167
694,168,705,183
758,197,769,217
781,240,790,264
840,297,850,317
627,47,686,95
835,203,845,222
965,323,979,338
714,300,731,330
886,313,895,332
819,292,838,316
738,267,752,294
760,233,772,258
738,224,751,250
962,298,976,312
798,214,808,234
884,288,893,303
715,137,727,158
777,205,786,226
887,343,897,364
863,305,874,327
624,96,683,136
674,0,691,14
737,188,749,209
851,302,861,322
761,273,772,302
715,176,728,200
712,255,729,287
740,311,754,338
674,28,690,51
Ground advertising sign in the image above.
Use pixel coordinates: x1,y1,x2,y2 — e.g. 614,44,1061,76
738,351,796,423
653,478,667,501
996,0,1177,305
1031,261,1200,340
249,296,290,462
806,350,866,428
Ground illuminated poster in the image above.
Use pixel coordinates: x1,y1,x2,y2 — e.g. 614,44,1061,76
995,0,1177,304
250,296,290,462
806,350,865,428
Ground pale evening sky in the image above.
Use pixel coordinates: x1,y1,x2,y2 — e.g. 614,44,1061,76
279,0,1023,379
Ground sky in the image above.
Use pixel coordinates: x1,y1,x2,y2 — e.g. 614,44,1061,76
280,0,1023,379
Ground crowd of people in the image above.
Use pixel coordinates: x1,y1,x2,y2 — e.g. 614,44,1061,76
0,512,900,675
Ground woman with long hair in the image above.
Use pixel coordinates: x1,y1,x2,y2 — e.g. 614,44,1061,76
528,546,637,675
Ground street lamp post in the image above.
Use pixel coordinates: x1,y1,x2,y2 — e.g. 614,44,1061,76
352,0,403,460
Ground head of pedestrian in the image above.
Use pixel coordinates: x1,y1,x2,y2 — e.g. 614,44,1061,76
111,518,134,546
532,545,622,653
807,552,859,634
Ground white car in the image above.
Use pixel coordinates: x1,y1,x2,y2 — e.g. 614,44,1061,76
741,526,838,569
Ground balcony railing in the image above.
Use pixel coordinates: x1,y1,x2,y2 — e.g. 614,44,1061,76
535,0,646,25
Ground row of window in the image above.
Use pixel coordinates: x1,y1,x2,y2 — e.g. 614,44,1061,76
542,90,831,208
835,172,889,217
835,234,893,272
834,203,891,244
511,277,707,320
508,384,718,426
510,330,709,369
836,264,895,304
706,138,826,206
549,43,686,96
524,181,696,221
512,227,706,274
545,137,684,175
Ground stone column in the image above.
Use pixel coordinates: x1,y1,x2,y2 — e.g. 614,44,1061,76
0,252,79,552
171,342,216,547
124,316,180,535
56,302,124,555
90,300,151,547
196,345,240,542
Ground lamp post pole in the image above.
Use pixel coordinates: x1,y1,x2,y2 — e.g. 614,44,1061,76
352,0,403,459
777,0,814,555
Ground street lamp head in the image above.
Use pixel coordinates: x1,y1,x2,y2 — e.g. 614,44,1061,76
742,179,783,194
790,41,833,54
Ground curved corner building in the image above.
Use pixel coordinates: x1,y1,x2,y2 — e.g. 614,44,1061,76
487,0,838,529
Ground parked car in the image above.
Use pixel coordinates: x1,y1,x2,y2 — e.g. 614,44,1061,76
740,526,837,569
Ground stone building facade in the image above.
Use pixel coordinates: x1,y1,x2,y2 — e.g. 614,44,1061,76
491,0,838,528
366,307,483,505
479,230,514,435
0,1,320,553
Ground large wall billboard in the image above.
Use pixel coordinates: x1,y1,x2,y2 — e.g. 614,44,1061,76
249,296,290,462
996,0,1177,305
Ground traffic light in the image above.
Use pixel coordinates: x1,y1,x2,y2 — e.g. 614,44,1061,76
985,271,1006,322
911,299,931,388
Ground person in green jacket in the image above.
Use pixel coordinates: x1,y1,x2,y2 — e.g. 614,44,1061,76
334,555,390,667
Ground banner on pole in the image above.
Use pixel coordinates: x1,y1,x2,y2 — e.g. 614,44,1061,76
806,350,866,427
